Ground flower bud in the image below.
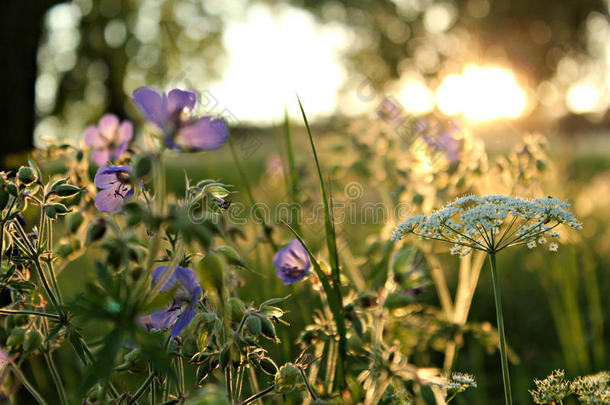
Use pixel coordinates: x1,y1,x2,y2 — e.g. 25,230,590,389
6,328,26,349
259,357,278,375
260,317,277,341
245,315,262,337
227,297,245,323
132,154,152,178
0,188,9,211
53,184,81,197
274,363,300,393
23,330,43,352
67,212,84,233
86,218,107,243
17,167,37,185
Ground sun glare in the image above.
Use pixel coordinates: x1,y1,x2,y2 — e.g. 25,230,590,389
436,65,528,122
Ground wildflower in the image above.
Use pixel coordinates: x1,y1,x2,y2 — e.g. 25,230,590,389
445,372,477,393
529,369,572,404
538,237,547,244
417,119,462,164
572,371,610,404
140,265,202,338
84,114,133,166
94,165,134,213
132,87,228,152
273,239,311,285
274,363,300,393
549,242,558,252
392,195,582,256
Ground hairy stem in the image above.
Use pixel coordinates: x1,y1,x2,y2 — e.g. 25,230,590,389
489,252,513,405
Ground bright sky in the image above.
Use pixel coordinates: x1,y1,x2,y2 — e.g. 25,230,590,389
208,3,352,124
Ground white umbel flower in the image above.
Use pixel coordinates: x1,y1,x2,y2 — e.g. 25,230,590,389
392,194,582,255
549,242,558,252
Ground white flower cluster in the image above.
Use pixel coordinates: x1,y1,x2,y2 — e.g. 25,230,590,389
392,195,582,255
572,371,610,404
529,369,572,404
441,372,478,394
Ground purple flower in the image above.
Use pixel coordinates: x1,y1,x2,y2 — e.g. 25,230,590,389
132,87,229,152
140,266,202,338
417,119,462,164
94,165,134,213
273,239,311,285
84,114,133,166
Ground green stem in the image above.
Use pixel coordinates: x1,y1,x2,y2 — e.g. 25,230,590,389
9,362,48,405
44,352,68,405
489,252,513,405
0,308,60,319
129,372,155,404
228,139,277,251
240,384,275,405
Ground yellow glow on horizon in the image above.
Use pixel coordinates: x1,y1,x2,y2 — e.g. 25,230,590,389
436,65,528,121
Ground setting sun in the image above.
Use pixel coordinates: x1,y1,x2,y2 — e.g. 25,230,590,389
436,65,528,122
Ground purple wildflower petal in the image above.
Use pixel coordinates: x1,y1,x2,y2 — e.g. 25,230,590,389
132,87,167,129
174,266,201,296
169,288,201,337
273,239,311,285
113,142,129,161
94,165,131,188
146,308,179,330
91,149,112,167
83,125,105,148
167,89,197,115
117,121,133,144
152,265,179,291
98,114,120,137
95,187,127,213
176,117,229,151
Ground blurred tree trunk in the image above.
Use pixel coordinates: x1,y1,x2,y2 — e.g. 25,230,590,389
0,0,60,170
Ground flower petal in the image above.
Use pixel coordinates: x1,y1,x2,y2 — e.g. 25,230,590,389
94,165,130,189
113,142,129,161
83,126,105,148
91,149,111,167
132,87,167,129
167,89,197,115
98,114,120,138
174,266,201,297
169,288,201,337
95,187,127,213
146,308,179,330
152,265,178,291
117,121,133,144
176,117,229,151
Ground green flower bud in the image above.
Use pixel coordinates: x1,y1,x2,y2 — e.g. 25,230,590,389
86,218,107,243
23,330,43,352
132,154,152,178
44,205,57,219
66,212,84,233
197,252,225,293
260,317,277,341
384,292,413,309
53,184,81,197
7,328,26,348
227,297,245,324
17,167,37,185
0,188,9,211
215,245,246,267
259,357,278,375
245,315,261,337
274,363,300,393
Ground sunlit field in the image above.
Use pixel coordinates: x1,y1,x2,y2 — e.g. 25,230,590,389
1,1,610,404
